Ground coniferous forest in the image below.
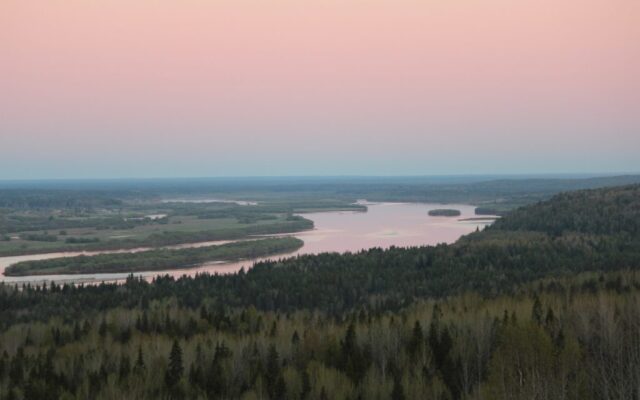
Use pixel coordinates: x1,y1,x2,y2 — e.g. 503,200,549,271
1,184,640,399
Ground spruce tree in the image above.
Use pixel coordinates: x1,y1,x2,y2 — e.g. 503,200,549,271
135,345,145,372
265,345,282,399
391,373,405,400
165,339,184,388
531,295,543,325
409,320,424,356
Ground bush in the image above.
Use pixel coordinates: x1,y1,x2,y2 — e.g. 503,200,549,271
21,233,58,242
65,237,101,244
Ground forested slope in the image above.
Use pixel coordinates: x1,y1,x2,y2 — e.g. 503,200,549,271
489,184,640,235
3,185,640,319
0,184,639,399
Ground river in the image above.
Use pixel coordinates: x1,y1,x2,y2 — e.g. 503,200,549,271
0,202,495,285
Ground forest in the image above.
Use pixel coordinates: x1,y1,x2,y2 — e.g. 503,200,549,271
0,184,639,399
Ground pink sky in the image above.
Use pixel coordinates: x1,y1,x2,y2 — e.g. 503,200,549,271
1,0,639,178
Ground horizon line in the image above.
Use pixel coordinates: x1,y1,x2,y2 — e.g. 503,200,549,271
1,172,640,183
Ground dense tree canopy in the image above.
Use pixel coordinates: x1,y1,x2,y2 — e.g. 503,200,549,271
0,184,639,399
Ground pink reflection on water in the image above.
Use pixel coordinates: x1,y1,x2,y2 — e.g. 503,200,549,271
160,202,491,279
0,202,495,285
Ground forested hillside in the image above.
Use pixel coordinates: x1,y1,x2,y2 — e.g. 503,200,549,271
0,185,639,399
489,184,640,235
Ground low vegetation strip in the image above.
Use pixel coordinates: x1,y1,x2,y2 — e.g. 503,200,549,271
428,208,461,217
4,237,303,276
0,216,313,257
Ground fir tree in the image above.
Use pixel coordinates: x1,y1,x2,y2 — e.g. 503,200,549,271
165,340,184,388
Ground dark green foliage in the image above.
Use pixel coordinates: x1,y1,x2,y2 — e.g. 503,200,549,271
65,237,100,244
0,185,638,324
0,275,639,399
531,295,543,324
135,346,145,372
408,320,424,358
20,234,58,242
339,323,369,385
475,207,502,216
165,340,184,388
205,343,230,398
0,184,639,399
428,209,461,217
391,374,405,400
0,190,122,210
490,184,640,236
265,345,285,399
119,355,131,381
6,237,303,275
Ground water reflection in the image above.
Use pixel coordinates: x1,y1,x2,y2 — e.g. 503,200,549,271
0,202,494,285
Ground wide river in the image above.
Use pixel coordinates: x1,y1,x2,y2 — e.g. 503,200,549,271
0,202,495,285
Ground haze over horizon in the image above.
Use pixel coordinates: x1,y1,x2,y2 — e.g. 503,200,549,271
2,0,639,179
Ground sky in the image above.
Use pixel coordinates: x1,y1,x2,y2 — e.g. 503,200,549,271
1,0,639,179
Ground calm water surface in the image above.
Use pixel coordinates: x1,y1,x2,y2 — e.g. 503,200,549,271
0,202,494,284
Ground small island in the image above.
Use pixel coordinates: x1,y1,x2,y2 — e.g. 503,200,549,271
428,209,462,217
475,207,501,216
4,237,303,276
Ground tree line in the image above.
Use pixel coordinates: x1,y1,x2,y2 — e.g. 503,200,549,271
0,184,639,399
1,272,639,399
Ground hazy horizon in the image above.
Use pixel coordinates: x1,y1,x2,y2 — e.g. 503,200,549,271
2,0,639,179
2,173,640,189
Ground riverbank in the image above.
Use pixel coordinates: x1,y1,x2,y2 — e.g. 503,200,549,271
0,202,496,284
0,217,313,257
4,237,303,276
